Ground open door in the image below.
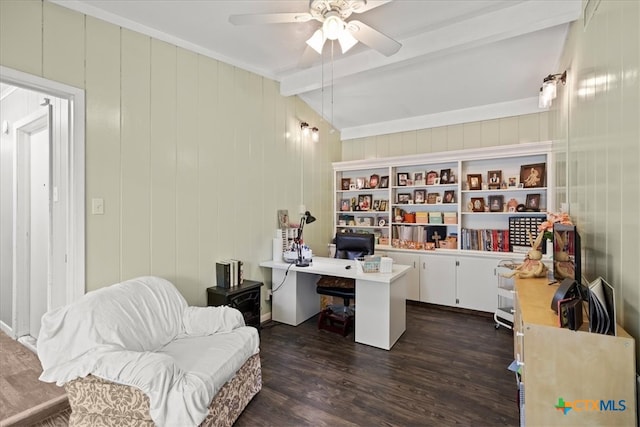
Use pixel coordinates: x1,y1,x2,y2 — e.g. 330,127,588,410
13,104,52,343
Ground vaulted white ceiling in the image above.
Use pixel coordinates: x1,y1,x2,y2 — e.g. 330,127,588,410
53,0,582,139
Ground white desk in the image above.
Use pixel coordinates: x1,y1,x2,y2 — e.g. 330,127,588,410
259,257,410,350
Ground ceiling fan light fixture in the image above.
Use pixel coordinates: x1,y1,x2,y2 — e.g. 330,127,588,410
306,29,326,54
323,12,344,40
338,30,358,53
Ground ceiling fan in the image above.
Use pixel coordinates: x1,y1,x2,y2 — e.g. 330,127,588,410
229,0,401,58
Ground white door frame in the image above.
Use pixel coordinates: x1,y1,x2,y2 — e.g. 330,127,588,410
13,109,51,338
1,66,85,314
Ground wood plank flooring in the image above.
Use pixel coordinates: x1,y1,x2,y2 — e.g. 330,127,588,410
1,303,518,426
0,332,67,421
236,303,519,426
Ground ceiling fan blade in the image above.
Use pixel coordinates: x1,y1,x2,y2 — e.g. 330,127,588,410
229,12,312,25
347,20,401,56
351,0,393,14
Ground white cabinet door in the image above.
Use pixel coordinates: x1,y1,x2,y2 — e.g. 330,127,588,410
386,252,420,301
455,256,497,312
419,254,456,306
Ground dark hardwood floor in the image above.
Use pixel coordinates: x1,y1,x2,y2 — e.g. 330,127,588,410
236,303,519,427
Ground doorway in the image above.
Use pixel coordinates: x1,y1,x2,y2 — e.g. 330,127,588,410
13,106,51,344
0,66,85,343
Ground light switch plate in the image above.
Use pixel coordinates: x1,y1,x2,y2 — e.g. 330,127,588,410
92,198,104,215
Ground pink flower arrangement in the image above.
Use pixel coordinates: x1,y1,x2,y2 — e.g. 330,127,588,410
538,212,573,239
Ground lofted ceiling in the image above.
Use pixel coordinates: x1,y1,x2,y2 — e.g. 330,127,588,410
53,0,582,139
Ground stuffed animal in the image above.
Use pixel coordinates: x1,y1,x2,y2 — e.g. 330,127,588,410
553,230,575,279
503,231,548,279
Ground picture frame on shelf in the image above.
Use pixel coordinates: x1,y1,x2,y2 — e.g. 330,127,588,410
397,173,409,186
525,193,541,211
413,171,424,182
357,217,373,226
508,176,518,187
488,195,504,212
427,193,439,204
341,178,351,190
340,199,351,211
440,168,451,184
434,177,441,185
356,177,367,189
397,193,411,204
443,190,455,203
470,197,485,212
369,174,379,189
358,194,373,210
467,174,482,190
379,200,388,211
426,171,439,185
488,170,502,189
520,163,546,188
414,189,426,204
372,200,380,211
380,176,389,188
436,196,443,204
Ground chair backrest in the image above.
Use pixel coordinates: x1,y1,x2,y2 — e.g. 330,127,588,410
334,232,375,260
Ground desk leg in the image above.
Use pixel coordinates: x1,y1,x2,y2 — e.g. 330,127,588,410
271,270,321,326
355,274,407,350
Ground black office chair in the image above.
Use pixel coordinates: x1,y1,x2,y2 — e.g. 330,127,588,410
317,232,375,336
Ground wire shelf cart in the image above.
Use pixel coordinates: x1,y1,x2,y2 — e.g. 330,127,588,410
494,259,518,330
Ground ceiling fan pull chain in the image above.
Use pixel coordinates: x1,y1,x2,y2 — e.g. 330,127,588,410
321,42,325,122
331,40,335,129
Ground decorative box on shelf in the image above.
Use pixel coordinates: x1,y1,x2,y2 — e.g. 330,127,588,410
416,212,429,224
439,236,457,249
428,212,443,224
443,212,457,224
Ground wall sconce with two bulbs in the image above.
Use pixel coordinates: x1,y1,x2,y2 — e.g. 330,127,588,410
300,121,320,142
538,71,567,108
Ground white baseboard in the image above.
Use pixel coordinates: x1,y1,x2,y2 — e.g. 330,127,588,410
17,335,38,354
260,312,271,324
0,320,14,337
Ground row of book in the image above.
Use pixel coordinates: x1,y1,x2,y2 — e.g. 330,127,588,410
392,225,448,243
460,228,511,252
215,259,244,288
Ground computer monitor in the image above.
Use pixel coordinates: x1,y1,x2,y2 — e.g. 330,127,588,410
334,232,375,260
553,223,581,284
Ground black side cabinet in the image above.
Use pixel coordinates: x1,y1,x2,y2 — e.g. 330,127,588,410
207,280,262,331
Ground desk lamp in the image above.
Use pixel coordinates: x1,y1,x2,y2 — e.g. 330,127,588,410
295,211,316,267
